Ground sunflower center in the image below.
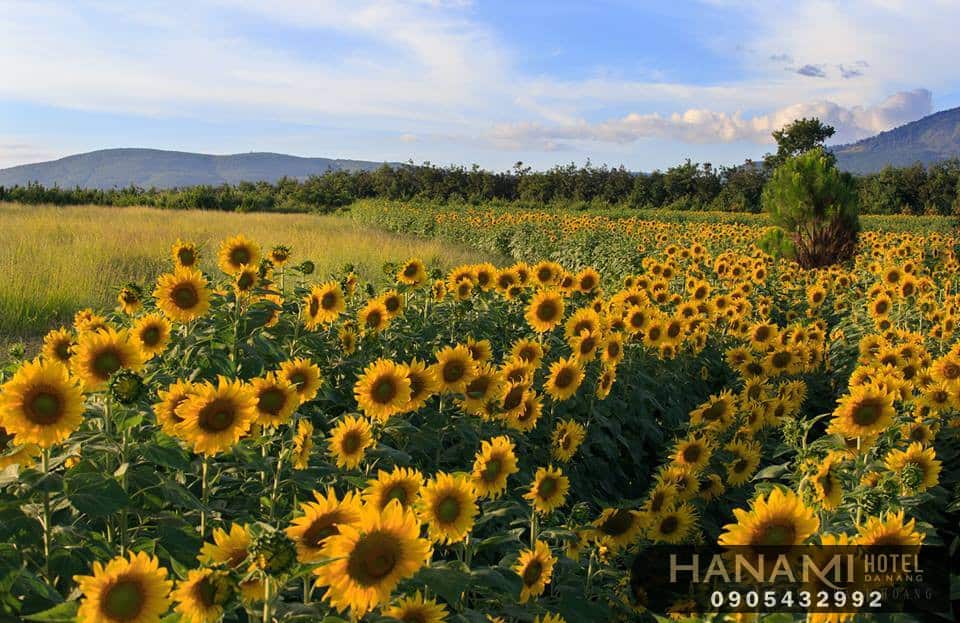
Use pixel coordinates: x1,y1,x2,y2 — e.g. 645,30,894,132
521,561,543,586
372,377,398,404
482,459,502,482
198,399,237,432
701,402,725,421
579,337,596,354
320,292,337,310
502,386,524,411
536,300,558,322
647,327,662,341
818,473,834,495
384,297,401,313
852,401,882,426
258,388,287,415
178,248,196,266
365,310,383,328
303,514,341,547
580,276,596,290
771,352,791,368
403,263,419,278
194,576,218,607
755,521,796,547
288,372,306,389
607,342,620,358
649,493,666,513
560,434,572,450
659,516,679,535
101,579,145,621
943,362,960,379
140,326,161,346
466,377,490,399
230,247,251,266
237,272,255,290
909,427,928,442
386,485,408,505
733,458,750,473
537,477,557,499
54,340,72,360
347,532,399,585
554,368,574,388
600,509,634,536
93,349,123,377
681,445,702,463
172,284,199,309
342,431,362,454
436,497,461,523
26,390,63,425
441,361,465,383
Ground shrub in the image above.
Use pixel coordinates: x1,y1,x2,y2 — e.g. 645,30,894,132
761,148,860,267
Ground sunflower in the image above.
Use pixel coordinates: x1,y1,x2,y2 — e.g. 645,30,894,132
515,540,556,603
399,359,439,414
0,426,40,469
286,488,364,563
569,328,602,362
132,314,172,360
379,290,405,319
698,473,725,501
855,510,924,546
383,591,449,623
419,472,478,544
526,290,566,333
363,466,424,511
217,235,260,275
354,359,412,421
830,382,896,438
648,504,696,544
174,377,257,456
153,380,196,437
250,373,299,427
718,487,819,551
500,358,535,385
564,307,601,340
74,308,110,334
689,391,735,431
658,466,699,501
812,455,843,510
642,482,678,516
432,345,477,394
303,282,345,329
465,337,493,363
884,442,941,491
544,357,584,402
397,258,428,286
601,333,625,366
575,267,601,293
593,508,646,550
471,436,519,499
505,342,540,371
171,568,231,623
551,420,586,462
313,500,431,616
929,353,960,387
506,390,543,432
328,415,373,469
171,239,200,268
498,381,530,421
596,364,616,400
117,284,144,315
460,363,503,416
278,358,323,403
0,359,84,448
358,299,390,333
672,436,712,473
532,260,562,286
524,465,569,515
154,268,211,323
75,551,173,623
232,264,258,295
431,279,446,301
41,327,75,365
724,439,761,486
197,524,264,603
291,419,314,470
339,326,358,355
71,328,144,391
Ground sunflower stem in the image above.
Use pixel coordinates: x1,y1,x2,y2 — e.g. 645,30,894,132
200,456,210,538
529,508,539,547
302,574,312,605
269,441,286,526
262,575,272,623
40,448,52,583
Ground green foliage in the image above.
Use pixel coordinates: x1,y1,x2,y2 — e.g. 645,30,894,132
757,227,796,260
762,148,860,267
765,117,836,169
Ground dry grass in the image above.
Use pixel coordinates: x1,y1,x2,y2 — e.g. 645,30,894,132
0,202,498,341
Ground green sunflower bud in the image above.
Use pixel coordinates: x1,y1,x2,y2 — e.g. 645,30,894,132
861,488,885,516
899,462,923,491
298,260,315,275
109,370,146,405
251,529,297,576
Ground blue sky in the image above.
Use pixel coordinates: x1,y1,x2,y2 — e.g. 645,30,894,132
1,0,956,170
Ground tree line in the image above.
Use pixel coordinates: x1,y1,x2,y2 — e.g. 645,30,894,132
3,120,959,215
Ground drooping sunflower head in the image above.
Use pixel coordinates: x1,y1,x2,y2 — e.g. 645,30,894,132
524,465,569,515
153,268,211,323
0,358,84,449
269,244,291,267
71,328,144,391
41,327,75,365
596,364,616,400
74,551,173,623
419,472,478,544
278,358,323,403
353,358,412,422
171,239,200,269
471,435,519,499
515,540,556,603
718,487,820,553
328,415,374,469
285,488,363,563
432,345,477,394
363,466,424,511
218,234,261,275
551,420,586,462
291,419,314,470
132,313,172,360
173,376,258,456
250,372,300,427
884,442,941,492
313,500,431,616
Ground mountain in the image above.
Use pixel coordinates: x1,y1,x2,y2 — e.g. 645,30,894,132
832,107,960,174
0,148,393,189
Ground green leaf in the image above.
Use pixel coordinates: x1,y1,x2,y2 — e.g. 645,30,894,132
414,562,471,605
65,471,128,517
753,463,790,481
22,600,77,622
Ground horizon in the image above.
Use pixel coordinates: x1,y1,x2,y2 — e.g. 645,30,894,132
3,1,960,171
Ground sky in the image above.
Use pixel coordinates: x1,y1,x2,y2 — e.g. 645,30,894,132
1,0,958,171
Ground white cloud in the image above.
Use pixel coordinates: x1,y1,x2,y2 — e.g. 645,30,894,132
489,89,932,149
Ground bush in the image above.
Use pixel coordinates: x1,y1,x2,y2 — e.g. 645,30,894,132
761,148,859,267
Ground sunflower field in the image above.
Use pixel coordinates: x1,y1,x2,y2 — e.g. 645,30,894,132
1,213,959,623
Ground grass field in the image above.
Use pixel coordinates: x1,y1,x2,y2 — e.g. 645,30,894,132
0,202,498,342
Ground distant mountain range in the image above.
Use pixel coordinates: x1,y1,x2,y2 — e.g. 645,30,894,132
0,148,392,189
832,106,960,174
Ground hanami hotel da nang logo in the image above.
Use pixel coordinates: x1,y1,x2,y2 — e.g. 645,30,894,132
629,545,953,619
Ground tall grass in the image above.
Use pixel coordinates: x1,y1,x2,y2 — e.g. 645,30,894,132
0,202,498,339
